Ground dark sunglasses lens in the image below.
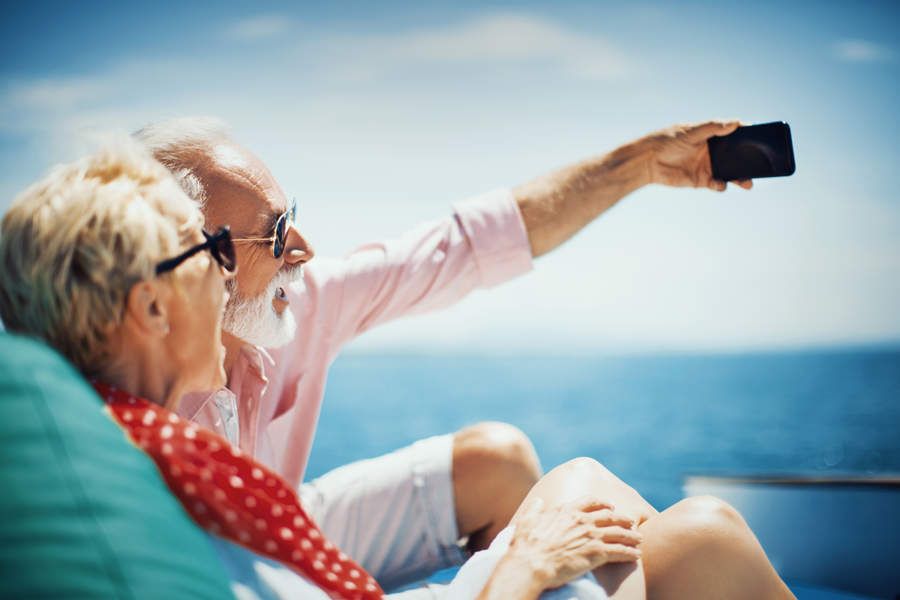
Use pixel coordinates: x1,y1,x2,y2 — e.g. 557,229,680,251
212,229,237,271
216,232,237,272
205,228,236,272
273,214,287,258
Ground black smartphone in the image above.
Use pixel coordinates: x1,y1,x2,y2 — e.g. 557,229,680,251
707,121,796,181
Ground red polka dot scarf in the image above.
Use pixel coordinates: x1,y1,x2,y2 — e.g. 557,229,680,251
94,382,384,600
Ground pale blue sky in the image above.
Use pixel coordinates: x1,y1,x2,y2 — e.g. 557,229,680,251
2,1,898,353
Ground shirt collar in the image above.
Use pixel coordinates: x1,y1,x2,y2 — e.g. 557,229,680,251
173,342,274,422
239,343,275,379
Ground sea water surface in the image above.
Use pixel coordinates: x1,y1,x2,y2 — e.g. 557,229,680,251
307,347,900,510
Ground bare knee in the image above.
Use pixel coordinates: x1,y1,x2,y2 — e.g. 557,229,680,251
667,495,748,537
554,456,612,480
542,456,620,494
645,495,759,572
452,422,541,547
642,497,791,599
534,457,657,525
454,422,542,484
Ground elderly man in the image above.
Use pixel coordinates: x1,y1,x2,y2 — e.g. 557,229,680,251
136,118,751,593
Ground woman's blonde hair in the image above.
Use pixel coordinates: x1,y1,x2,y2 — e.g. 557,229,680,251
0,140,203,375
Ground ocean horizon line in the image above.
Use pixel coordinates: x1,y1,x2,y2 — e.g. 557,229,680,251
341,339,900,360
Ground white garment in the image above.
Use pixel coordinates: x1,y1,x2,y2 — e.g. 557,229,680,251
443,526,608,600
213,527,608,600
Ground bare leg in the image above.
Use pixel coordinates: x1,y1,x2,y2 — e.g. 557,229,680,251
639,496,795,600
511,456,659,525
511,458,794,600
453,422,543,551
511,457,652,599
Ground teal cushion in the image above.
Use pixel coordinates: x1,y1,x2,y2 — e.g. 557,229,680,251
0,332,234,598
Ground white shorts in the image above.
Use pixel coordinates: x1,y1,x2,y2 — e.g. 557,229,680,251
299,434,467,594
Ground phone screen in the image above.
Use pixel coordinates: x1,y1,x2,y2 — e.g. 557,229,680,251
707,121,796,181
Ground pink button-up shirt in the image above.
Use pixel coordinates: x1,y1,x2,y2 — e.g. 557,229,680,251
177,188,533,489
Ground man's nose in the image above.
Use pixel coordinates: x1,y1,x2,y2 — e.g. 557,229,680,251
283,224,314,265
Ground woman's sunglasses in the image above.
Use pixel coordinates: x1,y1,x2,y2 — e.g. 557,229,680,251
232,199,297,259
155,227,237,275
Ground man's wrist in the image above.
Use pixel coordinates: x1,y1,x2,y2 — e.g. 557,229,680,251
610,136,656,189
577,136,655,202
512,132,658,258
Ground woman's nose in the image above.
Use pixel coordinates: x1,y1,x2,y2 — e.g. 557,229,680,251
283,224,314,265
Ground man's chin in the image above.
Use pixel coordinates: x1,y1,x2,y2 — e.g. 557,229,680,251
260,322,297,349
223,312,297,349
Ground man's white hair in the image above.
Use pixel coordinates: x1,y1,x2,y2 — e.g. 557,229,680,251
135,117,302,349
133,117,232,207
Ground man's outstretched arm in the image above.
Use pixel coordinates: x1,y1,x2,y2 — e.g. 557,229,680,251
515,120,753,258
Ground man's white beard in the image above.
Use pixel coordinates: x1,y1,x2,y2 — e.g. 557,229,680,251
222,267,303,349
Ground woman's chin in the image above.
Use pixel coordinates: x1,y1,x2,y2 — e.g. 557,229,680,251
195,363,227,395
217,369,227,389
211,344,228,389
211,364,227,391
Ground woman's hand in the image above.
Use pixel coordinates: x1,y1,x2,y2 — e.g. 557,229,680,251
475,496,643,600
645,120,754,192
507,496,643,589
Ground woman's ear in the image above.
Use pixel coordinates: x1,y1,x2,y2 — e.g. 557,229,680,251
124,281,170,337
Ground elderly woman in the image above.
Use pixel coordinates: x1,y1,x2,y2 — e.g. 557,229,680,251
0,143,793,600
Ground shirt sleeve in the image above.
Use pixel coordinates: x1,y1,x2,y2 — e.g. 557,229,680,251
311,188,533,354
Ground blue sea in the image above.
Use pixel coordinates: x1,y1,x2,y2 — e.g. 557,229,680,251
307,347,900,510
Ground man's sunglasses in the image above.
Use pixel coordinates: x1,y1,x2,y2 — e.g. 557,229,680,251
231,199,297,259
155,227,237,275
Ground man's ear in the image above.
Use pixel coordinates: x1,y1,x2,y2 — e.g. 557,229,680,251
123,281,170,337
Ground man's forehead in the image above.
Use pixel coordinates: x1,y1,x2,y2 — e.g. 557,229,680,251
212,144,249,171
201,144,287,232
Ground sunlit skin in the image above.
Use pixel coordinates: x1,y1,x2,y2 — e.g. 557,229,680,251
183,120,793,599
515,120,752,258
455,120,758,552
197,143,314,372
103,228,234,409
193,119,757,536
476,458,795,600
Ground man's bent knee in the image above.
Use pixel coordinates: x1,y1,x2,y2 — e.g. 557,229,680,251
451,422,541,548
453,422,542,483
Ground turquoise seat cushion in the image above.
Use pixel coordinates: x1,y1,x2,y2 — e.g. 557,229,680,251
0,332,234,598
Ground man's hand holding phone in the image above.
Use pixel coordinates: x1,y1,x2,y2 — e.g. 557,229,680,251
644,120,754,192
644,119,795,192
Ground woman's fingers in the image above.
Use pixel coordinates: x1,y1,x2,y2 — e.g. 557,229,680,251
592,509,635,529
596,542,642,563
736,179,753,189
593,525,643,546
